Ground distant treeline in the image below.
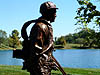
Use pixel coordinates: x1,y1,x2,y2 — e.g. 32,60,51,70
55,28,100,48
0,28,100,49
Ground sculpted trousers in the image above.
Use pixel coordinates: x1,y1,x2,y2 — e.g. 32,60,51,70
25,53,55,75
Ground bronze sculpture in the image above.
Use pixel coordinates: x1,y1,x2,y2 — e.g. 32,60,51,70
13,1,67,75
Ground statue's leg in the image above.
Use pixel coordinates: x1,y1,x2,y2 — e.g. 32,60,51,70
24,56,51,75
38,56,52,75
29,65,51,75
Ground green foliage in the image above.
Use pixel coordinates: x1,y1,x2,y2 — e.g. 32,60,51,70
74,0,100,48
8,30,21,48
65,34,74,43
0,29,22,49
55,36,67,46
0,30,8,47
75,38,85,44
56,28,100,48
75,0,100,29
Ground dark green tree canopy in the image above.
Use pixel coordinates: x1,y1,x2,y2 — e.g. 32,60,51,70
9,29,20,48
75,0,100,28
56,36,67,46
12,30,19,37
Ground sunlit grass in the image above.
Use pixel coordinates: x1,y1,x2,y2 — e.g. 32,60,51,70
0,65,100,75
0,65,29,75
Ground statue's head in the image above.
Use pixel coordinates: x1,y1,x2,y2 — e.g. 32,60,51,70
40,1,58,22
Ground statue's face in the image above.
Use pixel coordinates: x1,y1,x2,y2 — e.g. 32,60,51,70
49,9,57,23
50,12,56,22
42,9,57,23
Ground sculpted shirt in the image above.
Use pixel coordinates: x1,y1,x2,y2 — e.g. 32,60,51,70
29,19,53,55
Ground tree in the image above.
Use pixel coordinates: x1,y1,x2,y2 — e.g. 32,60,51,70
62,28,97,47
75,0,100,28
78,28,96,47
75,38,85,44
65,34,74,43
0,30,8,47
56,36,67,46
9,30,21,48
75,0,100,48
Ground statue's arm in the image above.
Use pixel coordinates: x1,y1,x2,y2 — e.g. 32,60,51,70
21,20,36,40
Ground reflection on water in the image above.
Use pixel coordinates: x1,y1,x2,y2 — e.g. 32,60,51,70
0,49,100,68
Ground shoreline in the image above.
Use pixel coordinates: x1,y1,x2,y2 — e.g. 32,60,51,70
0,48,100,50
1,44,100,50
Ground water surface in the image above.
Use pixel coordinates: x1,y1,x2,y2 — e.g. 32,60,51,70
0,49,100,68
53,49,100,68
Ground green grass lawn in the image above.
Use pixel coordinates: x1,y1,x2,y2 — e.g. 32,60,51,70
0,65,100,75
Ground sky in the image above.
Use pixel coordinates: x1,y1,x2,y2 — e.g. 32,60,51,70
0,0,82,39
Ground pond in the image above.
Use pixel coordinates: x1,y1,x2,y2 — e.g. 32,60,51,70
0,49,100,68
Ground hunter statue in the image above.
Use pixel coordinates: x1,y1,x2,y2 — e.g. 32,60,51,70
13,1,67,75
